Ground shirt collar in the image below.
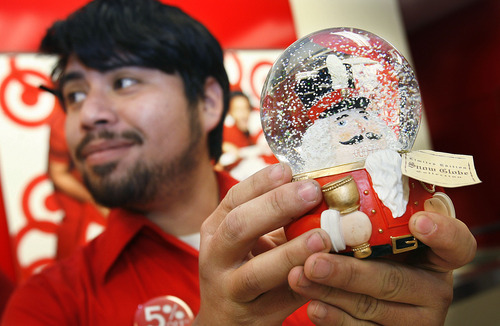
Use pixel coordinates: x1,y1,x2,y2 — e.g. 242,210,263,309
94,208,155,283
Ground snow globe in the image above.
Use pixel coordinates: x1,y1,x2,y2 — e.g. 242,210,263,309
260,28,452,258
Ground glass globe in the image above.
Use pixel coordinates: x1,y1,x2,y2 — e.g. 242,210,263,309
260,27,422,175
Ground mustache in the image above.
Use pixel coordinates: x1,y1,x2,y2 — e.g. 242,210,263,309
339,132,382,145
75,129,143,161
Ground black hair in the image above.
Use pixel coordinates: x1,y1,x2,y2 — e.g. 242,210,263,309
229,90,249,101
40,0,229,162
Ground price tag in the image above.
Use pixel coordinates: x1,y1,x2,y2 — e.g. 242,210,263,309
401,150,481,187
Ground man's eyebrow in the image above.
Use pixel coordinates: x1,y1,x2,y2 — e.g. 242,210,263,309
335,114,349,121
59,71,85,89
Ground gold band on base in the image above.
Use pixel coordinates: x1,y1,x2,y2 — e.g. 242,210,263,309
292,161,365,181
352,242,372,259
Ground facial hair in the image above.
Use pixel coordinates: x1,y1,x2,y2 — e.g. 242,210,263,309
80,109,203,209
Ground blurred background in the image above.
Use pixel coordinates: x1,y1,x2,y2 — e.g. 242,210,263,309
0,0,498,324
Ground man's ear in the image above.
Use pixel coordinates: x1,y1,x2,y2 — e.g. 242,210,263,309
201,77,224,132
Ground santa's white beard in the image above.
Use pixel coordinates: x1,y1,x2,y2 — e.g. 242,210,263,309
365,149,409,217
299,112,398,173
299,118,338,172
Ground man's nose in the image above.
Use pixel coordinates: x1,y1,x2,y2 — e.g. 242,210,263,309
79,91,117,130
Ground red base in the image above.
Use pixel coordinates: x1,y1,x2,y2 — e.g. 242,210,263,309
285,168,442,257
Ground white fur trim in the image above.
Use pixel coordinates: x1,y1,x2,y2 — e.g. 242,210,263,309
365,149,408,217
321,209,346,252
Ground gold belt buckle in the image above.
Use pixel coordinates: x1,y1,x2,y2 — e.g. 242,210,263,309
391,235,419,254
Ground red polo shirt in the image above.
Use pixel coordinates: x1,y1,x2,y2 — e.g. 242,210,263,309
2,171,312,325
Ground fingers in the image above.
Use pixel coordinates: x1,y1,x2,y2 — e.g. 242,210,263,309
409,211,477,272
201,163,292,237
306,288,448,326
251,229,287,256
294,253,451,305
227,282,310,323
230,229,331,302
306,297,447,326
197,229,332,324
199,163,327,311
307,301,376,326
289,254,453,325
204,166,323,267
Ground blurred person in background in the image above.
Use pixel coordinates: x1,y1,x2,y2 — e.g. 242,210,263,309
219,90,277,180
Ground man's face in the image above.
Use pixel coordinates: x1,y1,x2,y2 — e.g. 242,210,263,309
61,57,205,209
229,96,251,132
328,109,389,163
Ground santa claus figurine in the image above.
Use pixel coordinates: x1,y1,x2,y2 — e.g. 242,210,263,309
260,28,455,258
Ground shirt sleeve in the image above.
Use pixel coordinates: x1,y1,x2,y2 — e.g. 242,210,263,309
1,269,78,325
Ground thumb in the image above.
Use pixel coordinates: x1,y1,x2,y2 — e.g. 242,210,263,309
409,211,476,272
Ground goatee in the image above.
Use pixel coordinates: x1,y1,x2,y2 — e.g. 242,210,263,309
83,139,201,209
80,109,203,209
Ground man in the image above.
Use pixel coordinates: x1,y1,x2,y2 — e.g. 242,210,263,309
2,0,476,325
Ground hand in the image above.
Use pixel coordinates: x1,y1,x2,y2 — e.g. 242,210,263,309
288,202,477,325
195,164,332,325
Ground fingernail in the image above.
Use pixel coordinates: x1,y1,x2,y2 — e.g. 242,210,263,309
311,258,331,279
298,181,319,202
414,214,437,235
311,302,328,320
307,232,327,253
269,163,284,181
297,269,312,288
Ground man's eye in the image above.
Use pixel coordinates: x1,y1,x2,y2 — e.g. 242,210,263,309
64,91,86,105
337,120,347,126
114,77,138,90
